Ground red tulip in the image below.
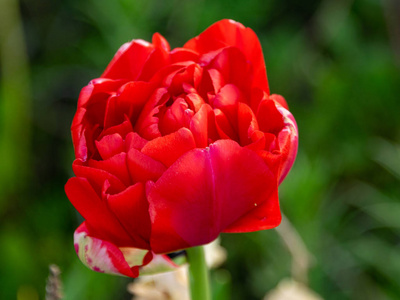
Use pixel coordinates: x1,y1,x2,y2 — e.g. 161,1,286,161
66,19,298,277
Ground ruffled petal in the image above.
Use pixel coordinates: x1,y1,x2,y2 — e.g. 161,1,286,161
159,98,192,135
270,93,289,110
102,40,155,80
170,48,199,64
138,47,170,82
152,33,170,52
204,47,252,94
190,103,217,148
95,133,124,160
134,88,169,140
72,79,126,160
75,78,126,109
237,102,259,146
214,109,238,141
98,116,133,141
107,183,151,249
185,92,205,112
212,84,242,127
223,187,281,232
72,159,126,195
147,139,276,253
74,223,152,278
87,153,131,187
104,81,155,128
276,105,298,183
207,68,225,94
65,177,134,247
141,128,196,167
125,132,148,151
127,148,167,182
256,98,298,182
168,63,203,95
257,99,285,135
184,19,269,93
139,253,183,276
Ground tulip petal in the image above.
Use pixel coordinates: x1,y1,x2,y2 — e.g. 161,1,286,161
72,79,127,160
237,102,259,146
170,48,199,63
147,139,276,253
127,148,167,182
245,130,265,151
212,84,242,128
95,133,124,160
98,116,133,141
207,68,225,94
139,253,183,276
223,187,281,232
74,223,152,278
257,99,285,135
65,177,135,247
205,47,252,93
276,106,298,183
185,92,205,112
159,98,192,135
87,153,131,188
107,183,151,249
214,109,238,141
102,40,155,80
141,127,196,167
75,78,126,110
190,103,216,148
134,88,169,140
72,159,126,195
104,81,155,128
138,47,170,82
125,132,148,151
184,19,269,93
152,33,170,52
270,94,289,110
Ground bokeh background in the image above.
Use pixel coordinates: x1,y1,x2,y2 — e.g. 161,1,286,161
1,0,400,299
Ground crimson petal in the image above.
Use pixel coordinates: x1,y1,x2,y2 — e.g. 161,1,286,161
127,148,166,183
190,104,215,148
147,139,276,254
276,106,298,183
95,133,124,160
73,159,126,195
65,177,135,247
170,48,199,63
125,132,148,152
107,183,151,249
87,153,131,187
141,127,196,167
184,19,269,93
257,99,285,135
223,188,281,232
102,40,155,80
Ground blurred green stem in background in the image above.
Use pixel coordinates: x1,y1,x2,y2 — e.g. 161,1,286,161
276,215,312,284
0,0,31,209
381,0,400,66
187,246,211,300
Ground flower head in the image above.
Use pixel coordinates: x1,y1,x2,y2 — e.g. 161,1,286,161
66,19,298,277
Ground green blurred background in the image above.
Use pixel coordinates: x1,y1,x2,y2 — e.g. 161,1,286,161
1,0,400,299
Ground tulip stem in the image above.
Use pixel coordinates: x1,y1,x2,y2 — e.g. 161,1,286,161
186,245,211,300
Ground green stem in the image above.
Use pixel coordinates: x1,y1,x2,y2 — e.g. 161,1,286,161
186,246,211,300
0,0,31,204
